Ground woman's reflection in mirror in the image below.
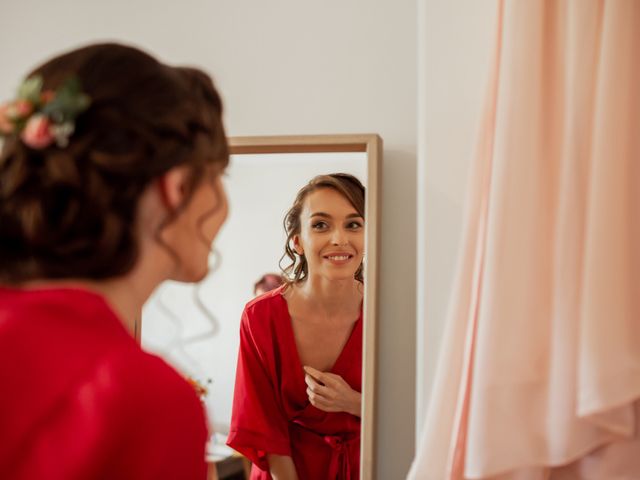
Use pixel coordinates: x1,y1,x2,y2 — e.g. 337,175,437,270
228,173,365,480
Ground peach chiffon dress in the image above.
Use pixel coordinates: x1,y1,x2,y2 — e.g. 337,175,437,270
410,1,640,479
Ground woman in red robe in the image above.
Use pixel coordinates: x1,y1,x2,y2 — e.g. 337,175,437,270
0,43,229,479
228,174,365,479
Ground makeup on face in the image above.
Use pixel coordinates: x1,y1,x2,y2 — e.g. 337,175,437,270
297,188,364,278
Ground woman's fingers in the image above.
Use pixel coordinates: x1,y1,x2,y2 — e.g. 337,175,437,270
304,366,341,389
304,373,330,396
303,366,326,385
306,387,339,412
303,366,362,417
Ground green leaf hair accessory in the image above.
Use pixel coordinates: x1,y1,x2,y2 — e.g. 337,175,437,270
0,75,91,150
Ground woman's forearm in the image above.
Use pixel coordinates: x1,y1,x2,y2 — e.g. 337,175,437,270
267,454,299,480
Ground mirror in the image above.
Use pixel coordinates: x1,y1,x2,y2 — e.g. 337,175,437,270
140,134,381,479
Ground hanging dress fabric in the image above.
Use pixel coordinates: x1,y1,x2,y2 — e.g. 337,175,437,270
409,0,640,478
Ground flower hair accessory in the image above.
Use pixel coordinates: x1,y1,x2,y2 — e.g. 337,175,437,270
0,75,90,149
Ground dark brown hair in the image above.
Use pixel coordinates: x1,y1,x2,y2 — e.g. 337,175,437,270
280,173,365,284
0,43,229,283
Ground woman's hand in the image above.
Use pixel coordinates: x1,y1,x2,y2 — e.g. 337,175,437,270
303,366,361,417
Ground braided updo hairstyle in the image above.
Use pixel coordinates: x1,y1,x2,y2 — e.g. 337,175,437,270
0,43,229,283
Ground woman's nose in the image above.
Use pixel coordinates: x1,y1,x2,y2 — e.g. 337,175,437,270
331,228,348,246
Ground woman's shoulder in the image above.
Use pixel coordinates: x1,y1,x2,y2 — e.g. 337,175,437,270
111,346,200,408
239,285,293,345
242,284,287,319
92,346,207,441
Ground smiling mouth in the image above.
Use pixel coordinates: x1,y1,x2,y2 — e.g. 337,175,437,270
324,254,353,261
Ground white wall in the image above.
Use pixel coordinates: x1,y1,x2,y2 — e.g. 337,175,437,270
1,1,417,477
416,0,497,431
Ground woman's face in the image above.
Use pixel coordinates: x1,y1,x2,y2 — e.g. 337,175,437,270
170,172,228,282
294,187,364,282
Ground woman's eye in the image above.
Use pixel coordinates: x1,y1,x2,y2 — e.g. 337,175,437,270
312,221,328,230
347,221,363,229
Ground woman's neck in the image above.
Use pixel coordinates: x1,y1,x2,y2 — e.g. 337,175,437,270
294,275,363,317
18,247,171,336
85,276,150,335
89,248,173,334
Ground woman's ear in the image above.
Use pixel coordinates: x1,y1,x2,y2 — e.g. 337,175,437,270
293,235,304,255
157,166,190,211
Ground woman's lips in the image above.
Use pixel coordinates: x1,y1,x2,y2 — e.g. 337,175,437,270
323,253,353,265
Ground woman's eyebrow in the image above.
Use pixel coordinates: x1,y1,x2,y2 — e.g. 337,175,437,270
309,212,363,219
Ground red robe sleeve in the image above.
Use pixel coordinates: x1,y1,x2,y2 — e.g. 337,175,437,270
227,305,291,471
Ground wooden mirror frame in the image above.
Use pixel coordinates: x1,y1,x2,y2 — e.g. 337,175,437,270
229,134,382,480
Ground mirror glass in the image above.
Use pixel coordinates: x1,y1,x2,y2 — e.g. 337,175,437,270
141,148,369,468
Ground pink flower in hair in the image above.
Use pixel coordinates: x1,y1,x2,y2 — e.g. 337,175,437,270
21,114,55,149
0,75,90,148
0,103,13,134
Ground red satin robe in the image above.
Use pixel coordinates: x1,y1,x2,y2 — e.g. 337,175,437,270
227,286,362,480
0,286,208,480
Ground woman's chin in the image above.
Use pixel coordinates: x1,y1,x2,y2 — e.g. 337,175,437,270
170,265,209,284
320,271,359,283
